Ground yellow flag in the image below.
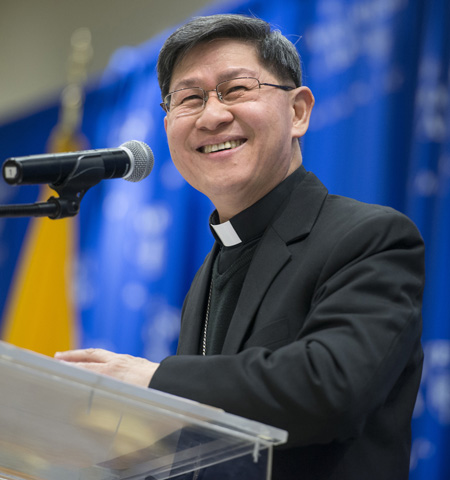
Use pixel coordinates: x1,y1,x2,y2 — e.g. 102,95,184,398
2,28,92,356
2,129,86,356
2,188,77,356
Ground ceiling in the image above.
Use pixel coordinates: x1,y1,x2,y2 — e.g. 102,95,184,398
0,0,221,125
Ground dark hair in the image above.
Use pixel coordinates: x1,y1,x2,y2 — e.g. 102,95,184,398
157,14,302,98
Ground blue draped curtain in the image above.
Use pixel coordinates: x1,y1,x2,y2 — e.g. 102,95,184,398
0,0,448,477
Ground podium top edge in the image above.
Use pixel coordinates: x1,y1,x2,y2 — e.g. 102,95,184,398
0,341,288,446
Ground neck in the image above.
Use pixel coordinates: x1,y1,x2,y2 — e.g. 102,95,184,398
215,156,302,223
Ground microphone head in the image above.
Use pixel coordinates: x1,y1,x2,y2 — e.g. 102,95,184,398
120,140,154,182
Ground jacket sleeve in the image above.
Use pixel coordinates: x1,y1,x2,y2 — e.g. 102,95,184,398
150,208,425,447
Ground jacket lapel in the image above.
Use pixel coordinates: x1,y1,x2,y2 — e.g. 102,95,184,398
221,229,291,354
176,243,219,354
221,172,328,354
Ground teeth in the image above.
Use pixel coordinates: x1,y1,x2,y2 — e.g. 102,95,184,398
202,139,244,154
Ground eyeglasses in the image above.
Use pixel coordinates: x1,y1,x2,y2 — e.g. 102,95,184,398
160,77,295,116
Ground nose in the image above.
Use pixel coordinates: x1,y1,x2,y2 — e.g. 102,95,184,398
195,91,233,130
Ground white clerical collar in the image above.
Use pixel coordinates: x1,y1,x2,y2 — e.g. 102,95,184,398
210,220,242,247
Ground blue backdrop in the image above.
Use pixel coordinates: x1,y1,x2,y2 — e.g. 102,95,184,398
0,0,448,477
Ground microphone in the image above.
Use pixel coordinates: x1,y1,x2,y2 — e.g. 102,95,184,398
2,140,154,186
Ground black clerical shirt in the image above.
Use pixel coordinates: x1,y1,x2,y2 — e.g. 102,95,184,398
203,166,307,355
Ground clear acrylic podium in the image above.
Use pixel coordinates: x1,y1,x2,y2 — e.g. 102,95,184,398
0,341,287,480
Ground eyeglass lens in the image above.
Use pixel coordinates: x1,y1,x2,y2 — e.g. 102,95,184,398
165,77,261,114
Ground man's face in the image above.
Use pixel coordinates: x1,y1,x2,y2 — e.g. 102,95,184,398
164,38,310,220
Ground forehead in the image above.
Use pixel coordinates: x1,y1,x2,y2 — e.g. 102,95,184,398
170,38,266,90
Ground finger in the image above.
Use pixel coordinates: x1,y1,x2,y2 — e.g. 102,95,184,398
55,348,113,363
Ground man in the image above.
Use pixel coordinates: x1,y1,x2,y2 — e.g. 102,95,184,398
56,14,425,479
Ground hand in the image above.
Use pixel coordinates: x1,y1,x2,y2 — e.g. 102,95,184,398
54,348,159,387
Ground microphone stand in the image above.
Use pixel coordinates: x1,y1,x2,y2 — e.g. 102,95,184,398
0,198,66,219
0,154,105,219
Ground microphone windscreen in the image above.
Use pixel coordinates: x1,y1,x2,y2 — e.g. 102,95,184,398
121,140,154,182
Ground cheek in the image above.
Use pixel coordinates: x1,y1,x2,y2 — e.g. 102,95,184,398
166,135,196,179
169,147,190,176
166,124,187,158
253,117,291,154
244,100,290,136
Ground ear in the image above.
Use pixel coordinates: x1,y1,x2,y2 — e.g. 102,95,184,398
291,87,315,138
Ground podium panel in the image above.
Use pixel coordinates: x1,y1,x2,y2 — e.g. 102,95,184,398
0,341,287,479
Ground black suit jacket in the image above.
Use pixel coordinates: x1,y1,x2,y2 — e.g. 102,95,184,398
151,170,425,479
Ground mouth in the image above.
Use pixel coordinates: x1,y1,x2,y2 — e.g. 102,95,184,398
199,139,246,154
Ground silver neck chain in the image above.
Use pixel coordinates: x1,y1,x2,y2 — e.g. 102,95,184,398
202,280,213,356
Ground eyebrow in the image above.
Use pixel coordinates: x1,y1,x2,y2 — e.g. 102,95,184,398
171,67,260,91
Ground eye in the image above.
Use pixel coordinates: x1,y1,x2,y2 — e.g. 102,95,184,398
171,88,204,109
222,84,250,99
227,84,250,93
219,78,259,102
180,93,203,105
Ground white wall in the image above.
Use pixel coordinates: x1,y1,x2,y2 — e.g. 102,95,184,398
0,0,218,124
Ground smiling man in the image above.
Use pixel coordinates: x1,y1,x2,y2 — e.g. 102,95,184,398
162,36,311,222
56,14,425,480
